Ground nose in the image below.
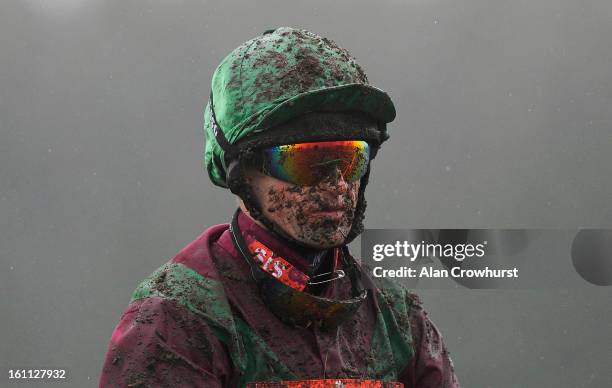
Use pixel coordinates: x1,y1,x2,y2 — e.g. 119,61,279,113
318,165,350,193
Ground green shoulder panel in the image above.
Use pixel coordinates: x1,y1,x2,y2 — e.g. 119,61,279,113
366,273,417,380
130,262,299,383
130,262,247,373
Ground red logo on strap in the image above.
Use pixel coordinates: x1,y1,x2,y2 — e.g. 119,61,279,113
247,240,310,291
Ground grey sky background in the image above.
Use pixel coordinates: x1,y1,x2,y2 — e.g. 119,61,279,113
1,0,611,386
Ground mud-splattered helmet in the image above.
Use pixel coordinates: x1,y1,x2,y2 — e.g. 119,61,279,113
204,27,396,245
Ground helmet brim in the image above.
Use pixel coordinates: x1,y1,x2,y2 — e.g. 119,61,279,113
235,83,396,150
259,83,395,127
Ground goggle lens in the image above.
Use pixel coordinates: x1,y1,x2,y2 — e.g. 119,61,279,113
262,140,370,186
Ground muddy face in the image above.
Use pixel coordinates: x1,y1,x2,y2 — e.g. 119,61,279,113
242,167,360,248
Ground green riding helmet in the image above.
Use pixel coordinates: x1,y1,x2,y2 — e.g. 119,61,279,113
204,27,396,188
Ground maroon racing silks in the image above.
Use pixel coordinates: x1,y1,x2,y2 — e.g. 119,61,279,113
99,209,459,387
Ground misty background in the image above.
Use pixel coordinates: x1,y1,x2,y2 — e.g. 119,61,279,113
1,0,611,386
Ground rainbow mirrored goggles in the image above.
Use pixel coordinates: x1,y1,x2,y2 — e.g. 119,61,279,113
260,140,370,186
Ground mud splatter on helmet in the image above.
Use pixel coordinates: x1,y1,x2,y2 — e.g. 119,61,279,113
204,27,396,245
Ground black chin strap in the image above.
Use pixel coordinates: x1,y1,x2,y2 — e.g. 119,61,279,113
229,209,266,286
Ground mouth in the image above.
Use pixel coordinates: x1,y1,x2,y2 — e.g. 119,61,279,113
309,206,346,219
300,192,356,222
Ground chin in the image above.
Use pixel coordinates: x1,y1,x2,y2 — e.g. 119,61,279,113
295,232,347,249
